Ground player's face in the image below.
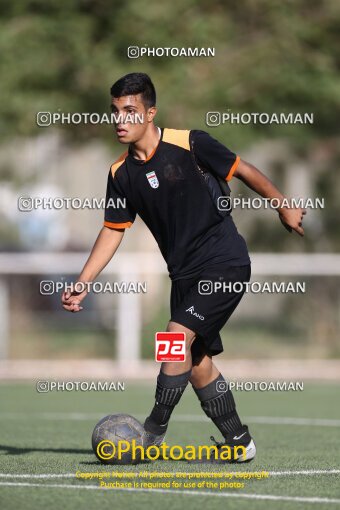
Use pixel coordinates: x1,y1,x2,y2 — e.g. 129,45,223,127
111,94,155,144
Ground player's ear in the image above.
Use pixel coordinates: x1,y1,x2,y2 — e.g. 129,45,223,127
146,106,157,123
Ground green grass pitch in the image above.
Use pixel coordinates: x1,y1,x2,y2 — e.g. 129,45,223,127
0,382,340,510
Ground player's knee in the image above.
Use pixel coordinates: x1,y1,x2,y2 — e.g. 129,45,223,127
185,339,195,353
166,321,196,350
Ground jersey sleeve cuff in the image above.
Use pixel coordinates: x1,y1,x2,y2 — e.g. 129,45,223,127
226,155,240,182
104,220,133,229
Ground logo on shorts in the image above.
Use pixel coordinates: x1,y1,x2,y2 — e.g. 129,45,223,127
146,171,159,189
185,306,205,321
155,332,186,362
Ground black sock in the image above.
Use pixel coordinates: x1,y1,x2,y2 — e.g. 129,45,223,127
144,369,192,435
193,373,242,438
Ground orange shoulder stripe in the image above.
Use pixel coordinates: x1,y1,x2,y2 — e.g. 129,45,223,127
162,128,190,151
110,151,129,177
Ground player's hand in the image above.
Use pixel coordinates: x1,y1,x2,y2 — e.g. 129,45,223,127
61,286,88,313
278,204,306,236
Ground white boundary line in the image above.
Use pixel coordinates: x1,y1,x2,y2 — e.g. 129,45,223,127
0,481,340,504
0,469,339,479
269,470,340,476
1,413,340,427
244,417,340,427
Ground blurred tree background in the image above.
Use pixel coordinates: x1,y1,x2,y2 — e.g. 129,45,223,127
0,0,339,250
0,0,339,142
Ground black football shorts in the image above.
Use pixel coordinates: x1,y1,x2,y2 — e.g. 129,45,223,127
170,264,251,361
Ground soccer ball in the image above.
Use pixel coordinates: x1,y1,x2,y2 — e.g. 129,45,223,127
91,414,145,465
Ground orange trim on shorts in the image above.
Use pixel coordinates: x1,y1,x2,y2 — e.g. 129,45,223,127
226,155,240,182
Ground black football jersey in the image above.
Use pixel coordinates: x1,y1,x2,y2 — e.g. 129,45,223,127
104,128,250,280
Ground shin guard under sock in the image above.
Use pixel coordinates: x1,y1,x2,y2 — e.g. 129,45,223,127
144,369,192,435
193,373,242,438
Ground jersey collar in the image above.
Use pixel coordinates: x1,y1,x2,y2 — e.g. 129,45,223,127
128,127,163,165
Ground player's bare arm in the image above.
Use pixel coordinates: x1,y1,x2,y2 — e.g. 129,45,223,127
61,226,124,313
234,159,306,236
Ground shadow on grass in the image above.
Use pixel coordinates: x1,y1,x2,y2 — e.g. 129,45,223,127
0,445,181,465
0,444,91,455
80,460,151,466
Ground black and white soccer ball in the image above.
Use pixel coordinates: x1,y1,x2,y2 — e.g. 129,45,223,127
92,414,145,465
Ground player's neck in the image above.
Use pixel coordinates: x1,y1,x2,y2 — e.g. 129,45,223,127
130,124,160,161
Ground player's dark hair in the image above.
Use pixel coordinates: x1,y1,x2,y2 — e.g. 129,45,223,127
110,73,156,109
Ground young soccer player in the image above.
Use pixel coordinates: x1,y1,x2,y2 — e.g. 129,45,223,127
62,73,306,462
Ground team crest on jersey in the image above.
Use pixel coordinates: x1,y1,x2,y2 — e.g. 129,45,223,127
146,171,159,189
